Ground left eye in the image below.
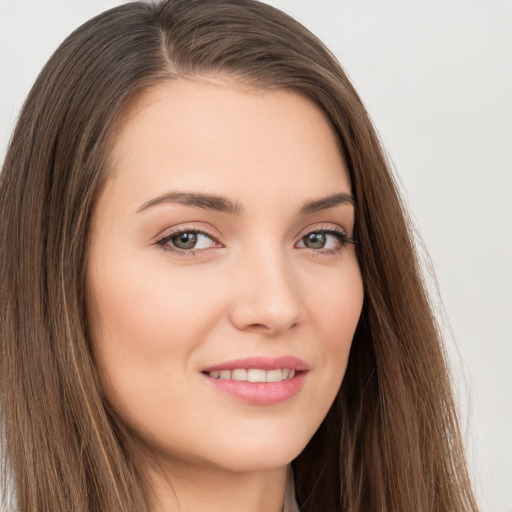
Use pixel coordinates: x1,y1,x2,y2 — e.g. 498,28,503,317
160,231,216,251
296,231,345,250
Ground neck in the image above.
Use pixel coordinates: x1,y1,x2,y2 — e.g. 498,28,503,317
146,458,288,512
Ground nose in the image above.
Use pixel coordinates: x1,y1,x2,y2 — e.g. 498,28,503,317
228,246,303,335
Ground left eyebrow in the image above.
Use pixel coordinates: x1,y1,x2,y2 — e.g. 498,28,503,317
298,192,356,215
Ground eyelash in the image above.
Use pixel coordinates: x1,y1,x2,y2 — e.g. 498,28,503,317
154,225,357,257
296,226,356,256
154,226,220,257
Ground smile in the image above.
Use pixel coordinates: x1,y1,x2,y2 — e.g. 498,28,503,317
207,368,296,382
201,356,308,405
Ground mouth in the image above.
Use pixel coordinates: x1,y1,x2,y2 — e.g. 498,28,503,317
201,356,308,405
205,368,297,382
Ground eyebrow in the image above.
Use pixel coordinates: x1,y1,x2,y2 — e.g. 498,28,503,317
136,192,244,215
136,191,355,215
298,192,356,215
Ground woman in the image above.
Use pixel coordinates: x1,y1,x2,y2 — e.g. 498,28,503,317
0,0,479,511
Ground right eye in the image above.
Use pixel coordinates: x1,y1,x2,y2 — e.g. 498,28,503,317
155,229,219,255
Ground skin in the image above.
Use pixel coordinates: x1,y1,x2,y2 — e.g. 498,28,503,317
86,77,364,512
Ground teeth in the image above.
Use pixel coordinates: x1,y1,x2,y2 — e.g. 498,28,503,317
208,368,297,382
231,369,247,381
247,369,266,382
266,369,282,382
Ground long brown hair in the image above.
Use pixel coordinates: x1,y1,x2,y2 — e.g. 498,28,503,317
0,1,478,511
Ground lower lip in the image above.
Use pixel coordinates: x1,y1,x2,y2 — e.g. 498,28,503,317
203,372,307,405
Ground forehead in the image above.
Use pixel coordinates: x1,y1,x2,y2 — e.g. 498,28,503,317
106,77,351,211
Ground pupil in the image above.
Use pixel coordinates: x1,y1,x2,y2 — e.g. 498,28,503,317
173,232,197,249
305,232,326,249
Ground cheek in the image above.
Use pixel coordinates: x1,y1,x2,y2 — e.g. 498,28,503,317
308,261,363,346
89,257,215,351
304,263,363,399
85,257,224,414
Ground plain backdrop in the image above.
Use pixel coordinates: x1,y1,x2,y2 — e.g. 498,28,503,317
1,1,511,511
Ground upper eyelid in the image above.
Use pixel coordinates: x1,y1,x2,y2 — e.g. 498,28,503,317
296,223,349,238
154,224,221,243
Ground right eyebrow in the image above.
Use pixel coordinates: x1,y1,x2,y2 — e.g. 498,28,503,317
136,191,245,215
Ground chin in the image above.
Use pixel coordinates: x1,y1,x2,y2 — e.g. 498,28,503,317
202,430,312,473
149,429,311,474
208,448,300,473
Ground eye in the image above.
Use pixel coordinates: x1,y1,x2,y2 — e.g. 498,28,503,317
155,229,219,254
295,228,353,252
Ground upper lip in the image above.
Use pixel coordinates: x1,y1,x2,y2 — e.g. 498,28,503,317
202,356,309,373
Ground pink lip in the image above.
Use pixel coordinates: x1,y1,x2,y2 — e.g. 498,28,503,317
202,356,309,373
201,356,309,405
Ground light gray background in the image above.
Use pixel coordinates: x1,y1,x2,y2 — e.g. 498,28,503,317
1,1,510,511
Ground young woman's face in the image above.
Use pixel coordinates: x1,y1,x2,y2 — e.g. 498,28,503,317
86,78,363,473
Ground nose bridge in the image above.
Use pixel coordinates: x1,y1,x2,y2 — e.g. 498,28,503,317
229,239,302,334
